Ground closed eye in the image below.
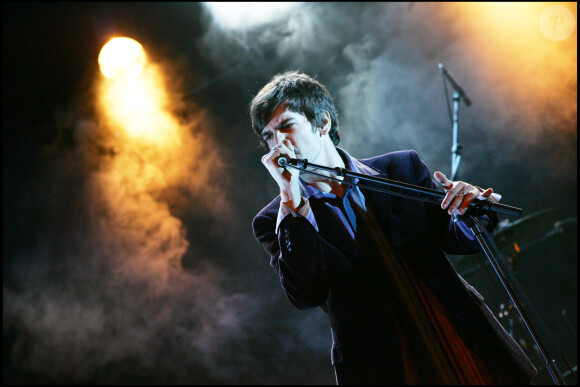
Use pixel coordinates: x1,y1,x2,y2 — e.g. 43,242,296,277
276,118,293,131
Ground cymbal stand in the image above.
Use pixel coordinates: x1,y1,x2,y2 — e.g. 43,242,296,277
457,213,569,385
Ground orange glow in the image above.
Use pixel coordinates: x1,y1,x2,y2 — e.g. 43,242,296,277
92,40,227,291
451,2,577,133
453,2,577,81
98,63,181,144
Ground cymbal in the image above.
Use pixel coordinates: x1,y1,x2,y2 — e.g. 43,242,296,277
494,208,563,250
454,209,575,275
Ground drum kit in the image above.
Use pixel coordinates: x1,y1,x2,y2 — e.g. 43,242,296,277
453,208,577,383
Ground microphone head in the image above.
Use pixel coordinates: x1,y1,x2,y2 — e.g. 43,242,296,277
277,155,290,167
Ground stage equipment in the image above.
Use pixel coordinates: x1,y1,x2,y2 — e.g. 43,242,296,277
438,63,471,181
456,209,562,276
456,210,577,383
277,154,574,385
459,215,570,385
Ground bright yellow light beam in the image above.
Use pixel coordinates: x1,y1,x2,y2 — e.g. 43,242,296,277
96,36,179,144
94,37,192,289
98,37,147,80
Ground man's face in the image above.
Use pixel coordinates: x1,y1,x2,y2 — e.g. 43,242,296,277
261,104,324,162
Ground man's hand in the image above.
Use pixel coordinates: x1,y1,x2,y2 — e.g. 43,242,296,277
261,139,302,210
433,171,494,215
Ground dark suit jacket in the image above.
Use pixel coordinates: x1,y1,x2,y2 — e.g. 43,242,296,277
253,149,537,383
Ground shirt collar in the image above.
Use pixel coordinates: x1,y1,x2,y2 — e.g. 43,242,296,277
299,147,379,199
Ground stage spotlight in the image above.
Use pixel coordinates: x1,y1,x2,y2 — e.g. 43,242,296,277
203,2,301,30
97,36,177,143
98,37,147,81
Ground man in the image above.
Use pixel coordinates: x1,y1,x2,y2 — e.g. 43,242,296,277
251,71,537,384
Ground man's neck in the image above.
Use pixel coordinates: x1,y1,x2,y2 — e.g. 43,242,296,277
301,146,347,195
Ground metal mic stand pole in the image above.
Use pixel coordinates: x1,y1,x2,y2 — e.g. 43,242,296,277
458,213,566,385
451,90,461,181
439,63,470,181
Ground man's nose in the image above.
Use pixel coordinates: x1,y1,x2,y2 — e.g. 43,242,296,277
273,131,285,144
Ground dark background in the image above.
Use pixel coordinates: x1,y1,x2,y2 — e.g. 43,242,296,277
4,2,577,384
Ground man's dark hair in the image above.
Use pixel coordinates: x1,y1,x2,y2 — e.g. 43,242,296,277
250,71,340,149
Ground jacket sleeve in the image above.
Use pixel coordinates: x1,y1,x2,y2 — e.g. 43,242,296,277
408,151,498,255
253,206,329,310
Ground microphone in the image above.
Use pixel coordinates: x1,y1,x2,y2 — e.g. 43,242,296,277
277,155,290,167
277,155,308,169
438,63,472,106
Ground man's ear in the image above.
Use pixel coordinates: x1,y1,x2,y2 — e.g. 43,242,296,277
319,111,331,135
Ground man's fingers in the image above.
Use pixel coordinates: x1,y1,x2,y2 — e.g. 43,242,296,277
435,177,496,215
480,188,493,197
263,144,285,168
442,182,465,211
276,141,294,155
264,142,291,163
282,139,294,152
433,171,447,183
434,171,453,190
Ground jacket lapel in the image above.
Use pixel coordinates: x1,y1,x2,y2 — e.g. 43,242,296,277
309,198,364,262
301,155,395,264
357,171,393,238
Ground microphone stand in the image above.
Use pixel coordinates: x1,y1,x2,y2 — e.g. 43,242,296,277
439,63,471,181
457,214,566,385
451,90,462,181
278,156,521,217
278,155,570,385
